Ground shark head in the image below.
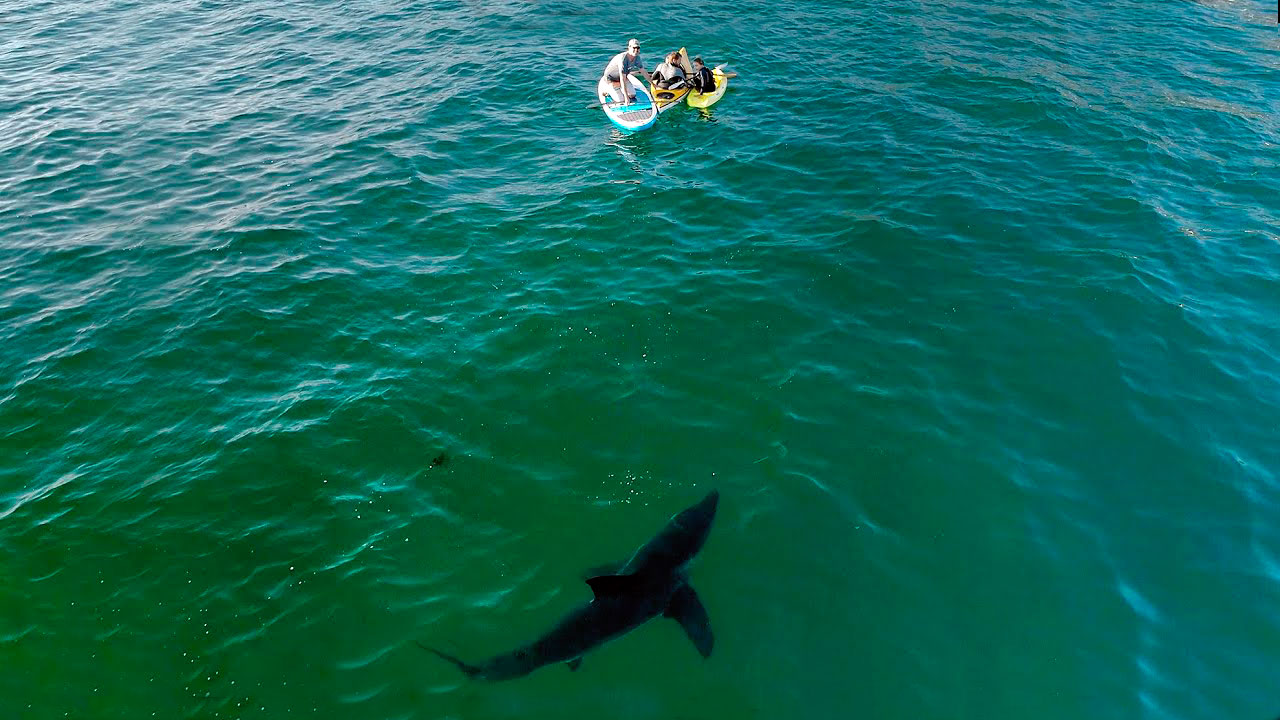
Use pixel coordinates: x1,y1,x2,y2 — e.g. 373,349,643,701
626,490,719,575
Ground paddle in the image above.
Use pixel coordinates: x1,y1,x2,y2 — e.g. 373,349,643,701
586,94,630,110
647,77,666,111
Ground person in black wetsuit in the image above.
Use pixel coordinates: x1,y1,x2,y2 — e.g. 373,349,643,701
689,56,716,94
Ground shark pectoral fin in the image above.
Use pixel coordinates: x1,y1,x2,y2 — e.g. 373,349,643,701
566,657,583,671
586,573,643,598
665,584,714,658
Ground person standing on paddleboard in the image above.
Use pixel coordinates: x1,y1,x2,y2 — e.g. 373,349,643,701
603,39,652,106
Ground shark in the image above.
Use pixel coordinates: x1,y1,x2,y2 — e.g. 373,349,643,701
424,489,720,681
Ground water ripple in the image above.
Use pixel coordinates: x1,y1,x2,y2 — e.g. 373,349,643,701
2,0,1280,718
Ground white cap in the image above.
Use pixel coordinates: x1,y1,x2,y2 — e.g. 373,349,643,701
628,38,640,49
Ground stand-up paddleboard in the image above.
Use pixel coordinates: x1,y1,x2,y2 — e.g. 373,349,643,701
598,72,657,132
687,68,727,109
653,47,694,113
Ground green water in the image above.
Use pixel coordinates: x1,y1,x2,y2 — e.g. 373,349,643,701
3,0,1280,718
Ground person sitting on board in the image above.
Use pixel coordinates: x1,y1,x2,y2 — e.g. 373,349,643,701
651,52,687,89
691,56,742,94
688,56,716,94
602,38,652,105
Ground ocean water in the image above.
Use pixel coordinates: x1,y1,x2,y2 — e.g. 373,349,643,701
3,0,1280,718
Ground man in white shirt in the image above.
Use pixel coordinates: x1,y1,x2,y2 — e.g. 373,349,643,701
602,38,652,105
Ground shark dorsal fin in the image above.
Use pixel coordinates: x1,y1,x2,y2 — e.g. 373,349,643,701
586,573,642,598
582,561,625,580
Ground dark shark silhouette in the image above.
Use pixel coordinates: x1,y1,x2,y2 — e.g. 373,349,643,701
424,490,719,680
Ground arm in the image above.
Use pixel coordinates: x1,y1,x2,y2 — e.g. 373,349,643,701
619,56,635,104
609,57,629,105
632,60,650,100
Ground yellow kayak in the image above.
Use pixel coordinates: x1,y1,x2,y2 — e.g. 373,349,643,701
653,85,690,112
686,69,727,108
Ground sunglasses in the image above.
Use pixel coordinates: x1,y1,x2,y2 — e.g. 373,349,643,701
629,45,640,50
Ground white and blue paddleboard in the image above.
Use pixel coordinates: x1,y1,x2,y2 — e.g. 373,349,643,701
597,73,657,133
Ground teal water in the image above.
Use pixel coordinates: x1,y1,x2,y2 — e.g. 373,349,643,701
3,0,1280,718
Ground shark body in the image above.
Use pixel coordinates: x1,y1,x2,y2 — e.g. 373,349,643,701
426,490,719,680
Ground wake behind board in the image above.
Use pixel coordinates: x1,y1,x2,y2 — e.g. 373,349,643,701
598,73,657,132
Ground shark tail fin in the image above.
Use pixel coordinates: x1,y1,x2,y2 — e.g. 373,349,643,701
417,642,481,678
